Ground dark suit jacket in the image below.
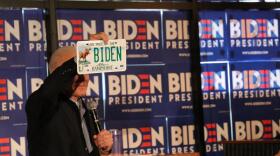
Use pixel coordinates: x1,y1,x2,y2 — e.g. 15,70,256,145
25,58,100,156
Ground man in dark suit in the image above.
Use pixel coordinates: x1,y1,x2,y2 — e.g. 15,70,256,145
25,33,113,156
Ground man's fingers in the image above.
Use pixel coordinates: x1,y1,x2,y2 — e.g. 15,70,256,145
93,130,113,152
90,32,109,44
97,135,112,146
93,135,97,140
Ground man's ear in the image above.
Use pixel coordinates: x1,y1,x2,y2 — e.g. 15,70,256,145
75,75,85,83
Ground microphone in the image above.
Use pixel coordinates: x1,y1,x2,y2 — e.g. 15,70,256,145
85,100,111,153
86,101,102,134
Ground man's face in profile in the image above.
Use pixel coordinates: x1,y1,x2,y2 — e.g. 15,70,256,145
72,74,89,97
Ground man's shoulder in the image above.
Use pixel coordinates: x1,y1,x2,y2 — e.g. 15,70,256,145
27,89,41,103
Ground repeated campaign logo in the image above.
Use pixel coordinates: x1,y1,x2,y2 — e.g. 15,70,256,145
199,19,224,48
229,12,279,49
25,10,47,52
122,126,165,155
57,18,96,47
107,73,163,106
234,119,280,140
231,68,280,100
201,70,227,105
0,137,26,156
164,12,189,50
57,11,160,51
199,11,226,61
166,67,193,115
0,75,24,122
105,66,164,119
170,121,229,153
56,10,161,64
163,11,190,64
102,17,160,51
168,72,192,105
0,10,21,55
166,64,227,112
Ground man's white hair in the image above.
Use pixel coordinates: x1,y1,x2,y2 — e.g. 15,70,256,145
48,46,76,73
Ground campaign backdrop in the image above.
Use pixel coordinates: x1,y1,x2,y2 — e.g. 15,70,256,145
229,61,280,115
56,10,162,65
232,114,280,141
0,10,24,68
199,11,227,62
163,11,191,64
0,9,46,156
201,63,229,119
229,61,280,141
22,9,47,67
201,63,231,156
227,11,280,61
0,68,26,127
168,116,230,156
105,65,165,120
106,118,167,155
163,63,193,117
0,125,27,156
0,67,47,156
1,8,280,156
167,116,196,154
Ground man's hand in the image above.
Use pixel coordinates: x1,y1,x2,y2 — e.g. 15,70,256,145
93,130,113,155
90,32,109,44
275,150,280,156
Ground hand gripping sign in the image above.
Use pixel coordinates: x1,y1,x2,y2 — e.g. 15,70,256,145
76,39,127,74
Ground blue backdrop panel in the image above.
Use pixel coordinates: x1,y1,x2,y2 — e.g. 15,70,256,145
56,10,162,64
166,63,230,156
232,116,280,141
0,10,25,68
56,10,100,47
106,118,167,155
163,11,191,64
204,119,230,156
0,125,28,156
227,10,280,61
26,67,47,96
105,65,165,120
230,61,280,115
168,116,196,154
201,63,231,156
199,11,227,62
163,63,192,117
168,117,230,156
0,68,26,127
22,9,46,68
201,63,229,119
229,61,280,141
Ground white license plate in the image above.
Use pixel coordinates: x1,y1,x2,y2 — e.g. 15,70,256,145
76,39,127,74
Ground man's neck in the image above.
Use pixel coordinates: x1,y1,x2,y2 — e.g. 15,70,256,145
70,96,78,103
70,96,80,108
